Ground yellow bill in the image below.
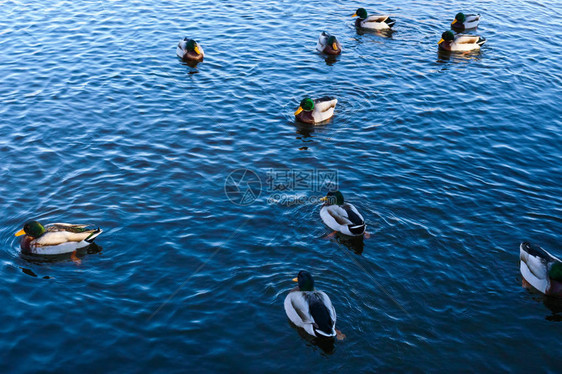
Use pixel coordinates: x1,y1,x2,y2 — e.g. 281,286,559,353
294,106,303,116
332,42,338,51
15,229,26,237
352,12,357,17
292,277,298,282
451,19,457,25
194,46,201,55
319,197,327,202
438,38,444,44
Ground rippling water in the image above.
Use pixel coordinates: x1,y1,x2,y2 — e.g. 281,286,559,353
1,0,562,371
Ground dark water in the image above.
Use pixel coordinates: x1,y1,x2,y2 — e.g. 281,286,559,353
1,0,561,371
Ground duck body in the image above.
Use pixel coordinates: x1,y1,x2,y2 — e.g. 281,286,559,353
16,221,103,255
284,271,337,339
353,8,395,30
176,38,204,62
319,191,366,236
316,32,342,55
294,97,337,124
520,242,562,297
320,204,366,236
438,31,486,52
451,13,480,32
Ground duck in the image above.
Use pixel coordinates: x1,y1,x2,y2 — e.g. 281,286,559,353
176,38,204,62
294,97,337,124
352,8,395,30
520,242,562,297
320,191,366,236
451,12,481,32
15,220,103,255
284,271,337,339
438,30,486,52
316,32,342,55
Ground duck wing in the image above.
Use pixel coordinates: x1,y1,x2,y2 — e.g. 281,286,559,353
305,291,336,337
314,97,337,112
364,15,390,23
35,224,102,246
341,203,364,226
455,34,481,44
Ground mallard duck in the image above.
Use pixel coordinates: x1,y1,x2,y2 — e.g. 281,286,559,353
294,97,337,124
352,8,395,30
451,12,481,32
176,38,204,62
320,191,366,236
316,32,342,55
438,30,486,52
15,220,103,255
284,271,337,339
520,242,562,297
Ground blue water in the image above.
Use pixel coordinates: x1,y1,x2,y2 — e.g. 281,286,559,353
1,0,562,371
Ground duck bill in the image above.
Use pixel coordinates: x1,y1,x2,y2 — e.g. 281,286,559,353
332,42,338,51
451,19,457,25
14,229,26,237
352,12,357,17
319,197,328,202
294,106,303,116
292,277,298,282
194,46,201,55
438,38,444,45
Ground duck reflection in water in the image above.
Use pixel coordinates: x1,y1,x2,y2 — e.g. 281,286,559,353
333,232,365,255
290,322,336,355
355,28,394,39
20,243,102,266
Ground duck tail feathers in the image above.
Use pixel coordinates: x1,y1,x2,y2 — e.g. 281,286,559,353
477,36,486,46
314,328,336,338
85,228,103,243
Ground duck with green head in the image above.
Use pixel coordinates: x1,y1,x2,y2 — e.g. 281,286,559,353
284,270,337,339
319,191,366,237
451,12,480,32
438,30,486,52
316,32,342,55
520,242,562,297
176,37,204,62
294,96,337,124
352,8,395,30
15,220,103,255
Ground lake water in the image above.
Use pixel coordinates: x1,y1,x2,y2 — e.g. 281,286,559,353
1,0,561,372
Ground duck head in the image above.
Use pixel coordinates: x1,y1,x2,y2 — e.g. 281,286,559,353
292,270,315,291
294,98,314,116
438,30,455,45
327,35,339,52
320,190,344,205
452,12,466,25
184,39,202,55
352,8,368,19
15,220,45,238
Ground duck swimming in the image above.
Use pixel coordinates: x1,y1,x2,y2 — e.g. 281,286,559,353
316,32,342,55
284,271,337,339
438,30,486,52
176,38,204,62
294,97,337,124
352,8,395,30
15,220,103,256
520,242,562,297
451,13,480,32
320,191,366,237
